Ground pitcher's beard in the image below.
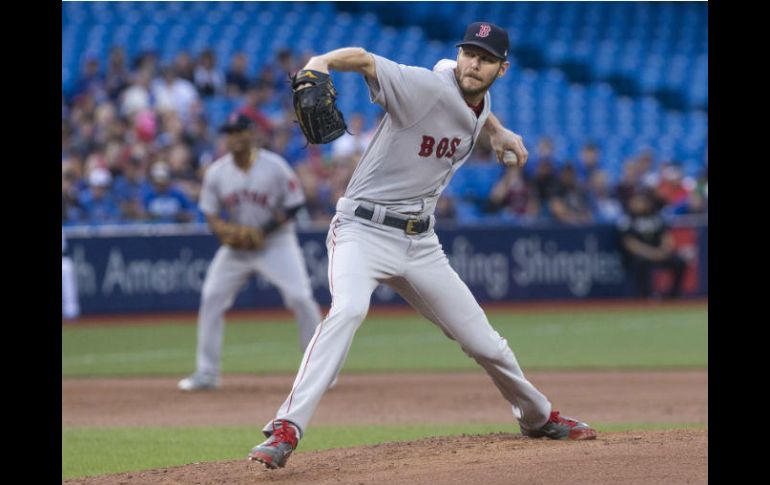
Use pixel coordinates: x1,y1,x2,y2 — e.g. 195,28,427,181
455,72,495,98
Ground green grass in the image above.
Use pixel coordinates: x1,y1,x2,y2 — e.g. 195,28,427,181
62,306,708,377
62,421,708,479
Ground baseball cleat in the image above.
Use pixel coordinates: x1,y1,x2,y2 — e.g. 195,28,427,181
177,373,220,391
248,419,300,469
521,410,597,440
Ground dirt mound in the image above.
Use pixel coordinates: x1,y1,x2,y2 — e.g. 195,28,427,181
62,370,708,428
63,429,707,485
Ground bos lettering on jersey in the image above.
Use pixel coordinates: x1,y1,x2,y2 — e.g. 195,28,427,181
418,136,462,158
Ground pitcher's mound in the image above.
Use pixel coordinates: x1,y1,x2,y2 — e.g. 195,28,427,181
63,429,707,485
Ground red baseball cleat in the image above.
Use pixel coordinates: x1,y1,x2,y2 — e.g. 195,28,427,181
521,410,598,440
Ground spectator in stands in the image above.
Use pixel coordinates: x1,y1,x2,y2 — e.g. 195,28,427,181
120,68,154,118
103,140,127,176
489,166,539,223
185,116,215,170
257,65,279,100
131,51,159,77
63,155,87,189
132,109,159,145
270,48,296,97
237,79,275,147
105,46,131,101
113,156,150,221
62,158,86,224
194,49,226,97
548,164,594,225
575,142,601,184
143,161,196,223
636,148,659,189
525,136,559,180
93,102,119,149
225,52,251,96
531,156,560,220
273,122,322,167
69,116,99,162
105,113,130,145
71,56,107,103
294,163,332,227
655,162,689,209
618,188,687,300
172,52,196,83
155,110,188,150
152,65,200,124
71,89,98,121
587,170,623,223
615,158,643,210
79,167,122,225
664,163,708,217
330,113,370,162
166,142,201,202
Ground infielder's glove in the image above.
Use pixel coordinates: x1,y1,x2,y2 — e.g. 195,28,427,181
291,69,347,144
220,225,264,250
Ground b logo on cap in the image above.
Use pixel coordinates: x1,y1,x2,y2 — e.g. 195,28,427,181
476,24,491,38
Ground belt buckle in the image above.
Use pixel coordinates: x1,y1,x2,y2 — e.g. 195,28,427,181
405,218,420,235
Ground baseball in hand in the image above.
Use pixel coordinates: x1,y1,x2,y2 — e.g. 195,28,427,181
503,150,519,166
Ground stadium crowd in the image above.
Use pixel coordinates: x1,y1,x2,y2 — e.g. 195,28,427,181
62,47,708,229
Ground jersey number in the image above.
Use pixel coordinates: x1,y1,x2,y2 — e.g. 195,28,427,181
418,136,461,159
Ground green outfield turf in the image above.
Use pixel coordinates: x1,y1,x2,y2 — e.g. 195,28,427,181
61,421,708,479
62,306,708,377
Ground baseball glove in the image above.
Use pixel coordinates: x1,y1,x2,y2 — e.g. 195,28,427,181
291,69,347,144
220,225,264,250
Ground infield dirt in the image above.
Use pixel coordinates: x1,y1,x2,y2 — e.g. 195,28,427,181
63,369,707,484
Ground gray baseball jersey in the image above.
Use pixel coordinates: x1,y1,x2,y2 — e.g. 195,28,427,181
187,148,321,382
264,53,553,440
200,148,305,236
345,54,491,215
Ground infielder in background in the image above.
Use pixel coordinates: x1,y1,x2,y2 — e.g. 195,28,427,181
248,22,596,469
62,228,80,321
178,113,323,391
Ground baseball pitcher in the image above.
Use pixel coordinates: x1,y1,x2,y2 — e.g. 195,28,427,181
248,22,597,469
178,113,323,391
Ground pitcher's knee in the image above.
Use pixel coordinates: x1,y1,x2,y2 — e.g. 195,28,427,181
464,335,510,363
329,300,369,325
